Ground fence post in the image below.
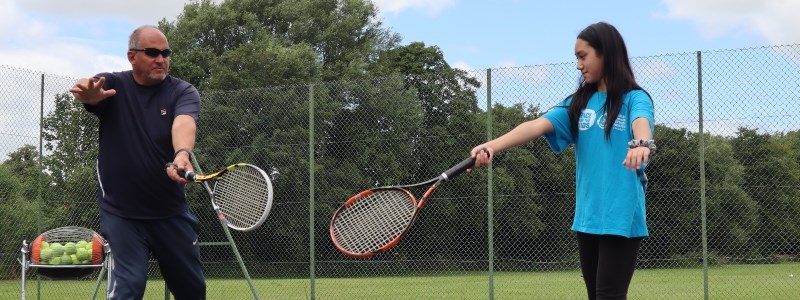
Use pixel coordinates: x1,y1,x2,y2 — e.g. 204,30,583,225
697,51,709,300
38,74,44,235
37,73,45,299
308,84,317,300
486,68,495,300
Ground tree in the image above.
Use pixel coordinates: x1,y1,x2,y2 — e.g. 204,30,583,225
0,147,58,276
2,145,41,200
372,42,481,129
161,0,400,89
484,103,568,266
41,93,98,187
151,0,501,272
0,164,37,273
360,42,486,261
314,75,424,260
641,126,703,266
40,92,100,229
731,128,800,258
778,129,800,254
703,135,758,259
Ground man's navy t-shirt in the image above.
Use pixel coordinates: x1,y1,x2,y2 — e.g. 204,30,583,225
84,71,200,219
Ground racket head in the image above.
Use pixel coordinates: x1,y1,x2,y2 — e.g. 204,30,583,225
211,163,274,231
330,187,419,258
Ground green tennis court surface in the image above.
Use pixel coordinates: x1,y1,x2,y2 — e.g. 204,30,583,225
4,263,797,299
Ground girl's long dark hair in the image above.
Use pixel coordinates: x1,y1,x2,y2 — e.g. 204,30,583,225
568,22,649,139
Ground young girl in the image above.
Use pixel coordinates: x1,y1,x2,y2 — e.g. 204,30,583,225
469,22,655,300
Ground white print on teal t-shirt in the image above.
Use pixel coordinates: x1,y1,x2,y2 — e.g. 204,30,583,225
578,109,596,131
594,112,627,131
580,109,629,132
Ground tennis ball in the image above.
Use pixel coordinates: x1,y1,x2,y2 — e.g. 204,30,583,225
50,243,64,256
64,242,77,255
40,248,54,261
76,240,88,249
41,241,50,249
48,257,61,265
76,248,89,261
71,254,79,264
60,254,71,265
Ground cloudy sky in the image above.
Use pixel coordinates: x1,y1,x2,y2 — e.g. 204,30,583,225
1,0,799,156
1,0,799,77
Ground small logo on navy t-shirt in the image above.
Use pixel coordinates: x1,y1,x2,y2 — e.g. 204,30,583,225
160,108,167,116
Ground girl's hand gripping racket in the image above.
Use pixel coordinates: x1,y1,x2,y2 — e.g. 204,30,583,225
168,157,274,232
329,156,476,258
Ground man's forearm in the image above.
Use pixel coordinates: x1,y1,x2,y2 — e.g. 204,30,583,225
172,115,197,154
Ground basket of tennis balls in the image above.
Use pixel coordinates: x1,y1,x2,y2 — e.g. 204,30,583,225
28,226,106,279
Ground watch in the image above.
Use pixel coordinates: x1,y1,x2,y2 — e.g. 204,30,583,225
628,139,656,155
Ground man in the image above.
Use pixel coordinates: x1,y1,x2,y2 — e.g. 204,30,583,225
69,25,205,300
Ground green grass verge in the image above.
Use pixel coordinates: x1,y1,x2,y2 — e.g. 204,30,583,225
1,263,797,299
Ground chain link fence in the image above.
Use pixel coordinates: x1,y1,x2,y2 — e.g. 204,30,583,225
1,45,799,299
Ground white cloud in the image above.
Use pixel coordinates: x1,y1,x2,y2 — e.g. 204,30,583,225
0,0,186,157
451,60,473,72
0,64,50,158
0,1,54,44
0,0,200,77
16,0,190,25
372,0,456,16
494,60,518,69
633,60,675,81
662,0,800,44
665,118,766,137
0,1,18,40
0,45,129,78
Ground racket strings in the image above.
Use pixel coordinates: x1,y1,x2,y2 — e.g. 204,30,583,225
332,189,416,254
213,165,272,230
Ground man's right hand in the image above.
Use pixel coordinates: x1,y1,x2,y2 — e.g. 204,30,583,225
69,77,116,105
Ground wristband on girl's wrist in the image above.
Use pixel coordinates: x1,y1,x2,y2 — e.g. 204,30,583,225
628,139,656,155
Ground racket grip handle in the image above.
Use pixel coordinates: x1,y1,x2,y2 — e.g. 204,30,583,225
178,169,197,182
166,162,197,181
442,156,476,180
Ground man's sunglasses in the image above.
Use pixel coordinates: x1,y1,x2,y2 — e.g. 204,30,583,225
130,48,172,58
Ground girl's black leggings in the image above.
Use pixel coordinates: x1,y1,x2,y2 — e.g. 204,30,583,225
576,232,644,300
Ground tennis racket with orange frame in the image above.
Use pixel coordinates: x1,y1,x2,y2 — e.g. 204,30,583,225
329,155,477,258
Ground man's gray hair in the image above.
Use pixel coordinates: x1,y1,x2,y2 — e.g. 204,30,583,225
128,25,159,49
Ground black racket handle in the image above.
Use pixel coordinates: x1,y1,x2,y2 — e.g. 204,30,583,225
441,156,476,181
178,169,197,181
166,162,197,181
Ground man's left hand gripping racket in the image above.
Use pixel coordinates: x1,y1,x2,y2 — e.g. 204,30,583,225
329,156,477,258
168,155,274,232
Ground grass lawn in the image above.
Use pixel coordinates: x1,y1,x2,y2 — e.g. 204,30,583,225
1,263,797,299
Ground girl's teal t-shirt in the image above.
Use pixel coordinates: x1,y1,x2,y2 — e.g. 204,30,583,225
542,90,654,238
